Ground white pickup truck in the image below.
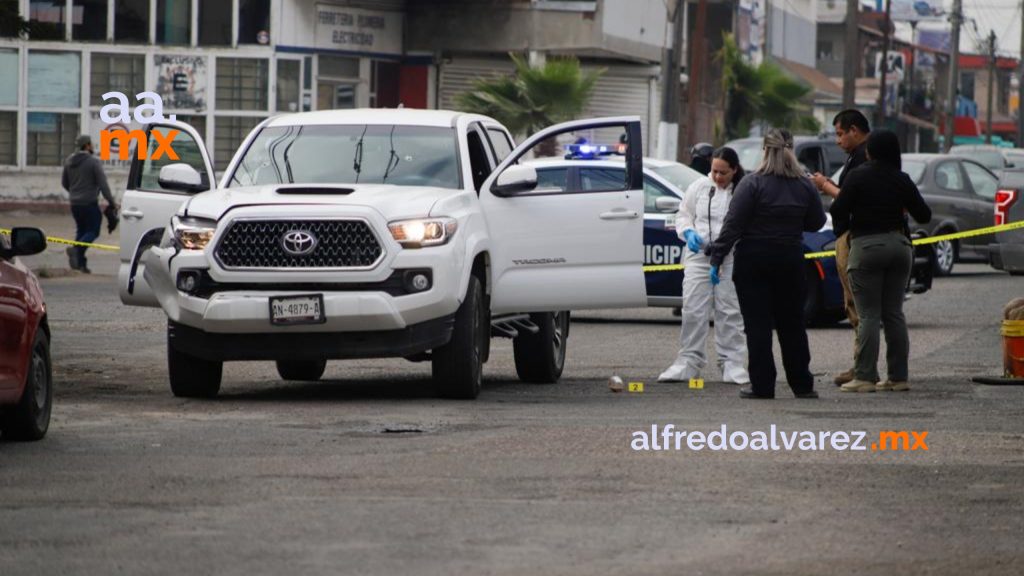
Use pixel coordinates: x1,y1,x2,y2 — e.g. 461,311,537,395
118,109,647,399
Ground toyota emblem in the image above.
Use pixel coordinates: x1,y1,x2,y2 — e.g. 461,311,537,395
281,230,318,256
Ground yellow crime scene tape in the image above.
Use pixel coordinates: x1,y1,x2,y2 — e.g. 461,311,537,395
0,228,119,251
5,220,1024,264
641,220,1024,273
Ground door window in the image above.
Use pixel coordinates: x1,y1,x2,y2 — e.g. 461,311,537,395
934,162,965,192
579,167,627,192
534,167,569,192
797,146,823,174
486,128,514,163
962,161,998,200
466,128,494,192
136,128,211,192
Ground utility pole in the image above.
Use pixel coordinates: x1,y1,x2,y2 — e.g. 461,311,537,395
658,0,684,160
843,0,859,108
876,0,893,128
987,30,996,144
944,0,963,152
686,0,708,153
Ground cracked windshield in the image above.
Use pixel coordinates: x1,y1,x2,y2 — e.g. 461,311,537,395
229,125,461,189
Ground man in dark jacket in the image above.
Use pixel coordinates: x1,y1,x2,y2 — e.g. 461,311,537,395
61,134,118,273
811,109,870,385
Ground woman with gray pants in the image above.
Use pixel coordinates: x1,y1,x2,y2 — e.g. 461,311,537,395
829,130,932,392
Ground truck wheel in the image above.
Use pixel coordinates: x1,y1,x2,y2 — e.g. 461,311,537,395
433,275,484,399
276,360,327,381
1,329,52,441
167,328,222,398
513,311,570,383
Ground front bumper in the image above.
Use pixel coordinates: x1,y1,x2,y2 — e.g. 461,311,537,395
168,317,454,362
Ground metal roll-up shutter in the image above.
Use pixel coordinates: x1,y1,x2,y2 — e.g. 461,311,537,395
438,58,515,113
581,65,661,152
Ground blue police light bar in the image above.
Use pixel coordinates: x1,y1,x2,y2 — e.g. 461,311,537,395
564,143,616,159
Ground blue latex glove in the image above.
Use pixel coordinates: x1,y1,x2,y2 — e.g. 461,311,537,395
710,265,720,286
682,229,704,253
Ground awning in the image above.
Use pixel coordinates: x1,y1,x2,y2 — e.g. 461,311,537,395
898,113,939,132
773,58,842,100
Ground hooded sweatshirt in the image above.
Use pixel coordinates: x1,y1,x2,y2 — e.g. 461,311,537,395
61,151,115,206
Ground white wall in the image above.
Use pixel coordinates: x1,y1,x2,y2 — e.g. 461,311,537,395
601,0,670,51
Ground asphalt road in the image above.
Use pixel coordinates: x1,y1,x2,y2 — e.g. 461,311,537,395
1,236,1022,574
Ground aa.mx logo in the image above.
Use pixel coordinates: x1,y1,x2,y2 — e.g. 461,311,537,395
98,91,181,161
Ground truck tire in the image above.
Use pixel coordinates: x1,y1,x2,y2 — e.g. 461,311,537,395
1,329,52,441
432,275,484,399
513,311,569,383
276,360,327,381
168,327,222,398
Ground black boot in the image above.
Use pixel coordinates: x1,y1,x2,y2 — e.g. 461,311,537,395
79,250,91,274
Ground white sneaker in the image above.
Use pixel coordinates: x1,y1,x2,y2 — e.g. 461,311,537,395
658,364,698,383
722,362,750,385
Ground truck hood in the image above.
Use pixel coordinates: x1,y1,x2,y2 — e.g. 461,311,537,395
182,184,458,222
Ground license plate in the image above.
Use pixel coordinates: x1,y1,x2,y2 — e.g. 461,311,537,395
269,294,325,325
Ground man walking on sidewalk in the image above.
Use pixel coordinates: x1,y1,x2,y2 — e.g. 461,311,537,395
811,109,870,385
61,134,118,273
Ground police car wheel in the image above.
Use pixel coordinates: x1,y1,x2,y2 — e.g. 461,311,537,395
513,311,569,384
276,360,327,381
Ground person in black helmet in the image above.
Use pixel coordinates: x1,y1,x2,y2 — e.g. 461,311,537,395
689,142,714,176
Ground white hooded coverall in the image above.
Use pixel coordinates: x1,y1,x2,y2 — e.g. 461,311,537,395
659,175,750,384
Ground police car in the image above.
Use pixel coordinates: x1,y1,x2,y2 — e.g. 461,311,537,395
528,144,929,324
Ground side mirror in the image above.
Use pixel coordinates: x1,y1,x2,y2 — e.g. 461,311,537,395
655,196,681,213
158,163,208,193
492,165,538,197
9,227,47,257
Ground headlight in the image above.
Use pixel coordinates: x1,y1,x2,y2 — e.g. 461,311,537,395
172,216,217,250
388,218,457,248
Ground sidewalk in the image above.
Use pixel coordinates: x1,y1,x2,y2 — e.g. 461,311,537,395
2,209,121,277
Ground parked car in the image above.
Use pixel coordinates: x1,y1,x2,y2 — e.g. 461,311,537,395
900,154,998,275
528,152,932,324
118,110,651,400
999,148,1024,169
0,227,52,441
949,144,1014,177
726,135,846,176
990,169,1024,275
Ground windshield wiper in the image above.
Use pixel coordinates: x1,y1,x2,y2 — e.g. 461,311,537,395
353,125,368,183
382,125,400,183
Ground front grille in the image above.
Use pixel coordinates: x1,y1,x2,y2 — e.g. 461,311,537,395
215,219,383,269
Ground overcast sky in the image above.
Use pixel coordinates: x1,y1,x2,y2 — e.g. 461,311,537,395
946,0,1021,56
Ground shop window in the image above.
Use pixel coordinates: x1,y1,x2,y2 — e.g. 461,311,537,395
276,60,300,112
28,51,81,109
0,49,17,106
91,54,145,107
216,58,268,111
215,116,262,170
238,0,271,45
0,111,16,165
156,0,190,45
175,114,206,142
29,0,65,40
154,55,207,110
114,0,148,43
199,1,231,46
1,0,21,38
27,112,79,166
73,0,107,40
319,56,359,79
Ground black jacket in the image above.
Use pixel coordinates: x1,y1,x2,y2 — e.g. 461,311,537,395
709,172,827,267
829,161,932,239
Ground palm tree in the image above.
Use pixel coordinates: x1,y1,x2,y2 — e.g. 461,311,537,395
456,54,603,155
717,34,820,141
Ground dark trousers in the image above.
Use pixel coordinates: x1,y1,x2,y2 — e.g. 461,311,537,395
71,203,102,259
733,242,815,396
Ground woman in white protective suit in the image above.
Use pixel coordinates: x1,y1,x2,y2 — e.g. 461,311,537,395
659,147,750,384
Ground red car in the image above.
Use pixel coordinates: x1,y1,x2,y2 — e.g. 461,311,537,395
0,227,51,441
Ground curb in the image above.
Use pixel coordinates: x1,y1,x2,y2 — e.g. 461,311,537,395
0,200,72,214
